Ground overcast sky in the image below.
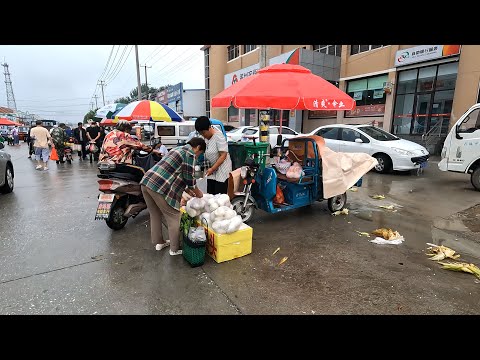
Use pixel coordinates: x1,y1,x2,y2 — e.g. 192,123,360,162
0,45,205,124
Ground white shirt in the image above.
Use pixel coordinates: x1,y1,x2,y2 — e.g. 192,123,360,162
205,131,232,182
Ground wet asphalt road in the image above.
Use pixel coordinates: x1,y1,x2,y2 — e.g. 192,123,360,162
1,143,479,315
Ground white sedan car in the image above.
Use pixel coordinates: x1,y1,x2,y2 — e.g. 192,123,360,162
226,126,254,142
308,124,429,173
241,126,301,149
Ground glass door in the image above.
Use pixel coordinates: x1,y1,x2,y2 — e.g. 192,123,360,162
412,93,432,135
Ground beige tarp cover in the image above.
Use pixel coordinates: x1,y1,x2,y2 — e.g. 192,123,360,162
319,146,378,198
289,135,378,199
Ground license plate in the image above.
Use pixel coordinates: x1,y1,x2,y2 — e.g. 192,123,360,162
420,162,428,169
95,202,113,220
98,193,115,202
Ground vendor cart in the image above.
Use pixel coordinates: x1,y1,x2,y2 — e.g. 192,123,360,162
231,137,347,223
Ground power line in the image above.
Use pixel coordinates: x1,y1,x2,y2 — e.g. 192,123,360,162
104,45,133,86
101,45,121,82
103,45,129,84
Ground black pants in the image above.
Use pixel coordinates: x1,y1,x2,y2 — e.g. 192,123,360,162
77,141,87,159
207,179,228,195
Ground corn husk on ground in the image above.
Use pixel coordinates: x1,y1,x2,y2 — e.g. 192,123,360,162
372,228,402,240
426,244,461,261
437,262,480,279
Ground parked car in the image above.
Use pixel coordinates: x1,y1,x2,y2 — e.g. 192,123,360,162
242,126,301,150
0,142,14,193
223,125,237,132
226,126,254,142
308,124,429,173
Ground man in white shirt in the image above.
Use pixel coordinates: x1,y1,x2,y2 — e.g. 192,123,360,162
30,120,52,170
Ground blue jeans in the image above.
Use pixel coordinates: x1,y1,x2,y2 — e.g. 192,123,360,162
35,147,50,162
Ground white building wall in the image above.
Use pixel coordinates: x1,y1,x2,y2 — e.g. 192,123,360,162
182,90,206,119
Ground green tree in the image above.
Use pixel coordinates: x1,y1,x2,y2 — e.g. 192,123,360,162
83,109,98,124
114,97,131,104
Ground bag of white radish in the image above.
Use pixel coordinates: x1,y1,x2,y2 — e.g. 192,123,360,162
212,206,237,221
185,197,206,218
204,193,231,213
211,215,244,234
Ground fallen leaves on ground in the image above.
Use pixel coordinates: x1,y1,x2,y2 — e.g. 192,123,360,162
356,231,371,237
332,208,349,216
379,205,395,210
371,194,386,200
426,244,460,261
278,257,288,265
349,187,358,192
372,228,402,240
438,261,480,279
272,247,280,256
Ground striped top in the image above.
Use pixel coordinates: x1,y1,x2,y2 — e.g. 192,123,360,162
205,131,232,182
140,144,196,210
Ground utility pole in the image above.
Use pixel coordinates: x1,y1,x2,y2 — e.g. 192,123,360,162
141,64,152,100
135,45,142,101
93,95,99,109
90,101,94,110
98,80,106,106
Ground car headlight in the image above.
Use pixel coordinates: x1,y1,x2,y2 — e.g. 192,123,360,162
391,148,414,156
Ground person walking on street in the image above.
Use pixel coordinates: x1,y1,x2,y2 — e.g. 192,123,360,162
140,137,206,255
51,123,68,164
73,122,87,160
194,116,232,195
12,126,20,146
86,121,101,162
30,120,52,171
27,125,36,158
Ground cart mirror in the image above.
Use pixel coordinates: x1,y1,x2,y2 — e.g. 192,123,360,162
276,134,283,146
355,138,364,143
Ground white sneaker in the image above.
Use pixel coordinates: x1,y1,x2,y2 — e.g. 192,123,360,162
43,166,49,171
155,240,170,251
169,249,183,256
35,165,43,170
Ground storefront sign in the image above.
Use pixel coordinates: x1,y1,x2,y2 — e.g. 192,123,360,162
309,110,337,118
394,45,461,67
167,82,183,103
224,49,298,88
346,104,385,117
156,89,168,104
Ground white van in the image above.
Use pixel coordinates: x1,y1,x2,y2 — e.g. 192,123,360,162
153,121,196,149
438,103,480,190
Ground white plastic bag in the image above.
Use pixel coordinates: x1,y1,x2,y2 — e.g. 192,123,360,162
188,226,207,243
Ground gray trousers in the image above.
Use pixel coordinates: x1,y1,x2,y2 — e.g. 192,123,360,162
141,186,181,251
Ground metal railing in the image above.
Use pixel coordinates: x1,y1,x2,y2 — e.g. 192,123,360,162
422,118,445,148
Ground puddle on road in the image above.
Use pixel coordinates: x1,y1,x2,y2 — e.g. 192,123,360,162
433,218,470,232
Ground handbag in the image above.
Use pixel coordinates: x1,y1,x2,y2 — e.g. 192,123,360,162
50,146,59,161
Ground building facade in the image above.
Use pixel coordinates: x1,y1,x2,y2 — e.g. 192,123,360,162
203,45,480,154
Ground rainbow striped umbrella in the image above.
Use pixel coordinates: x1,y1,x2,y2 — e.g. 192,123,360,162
114,100,183,122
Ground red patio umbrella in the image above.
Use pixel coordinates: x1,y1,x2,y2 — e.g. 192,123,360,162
0,118,22,126
211,64,355,129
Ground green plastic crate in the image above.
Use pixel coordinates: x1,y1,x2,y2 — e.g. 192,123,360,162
244,142,269,171
182,233,206,267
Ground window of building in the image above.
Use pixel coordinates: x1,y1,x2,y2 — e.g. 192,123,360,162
312,45,342,57
243,45,257,53
227,45,240,61
228,105,239,122
392,62,458,135
346,74,388,117
204,47,210,117
350,45,386,55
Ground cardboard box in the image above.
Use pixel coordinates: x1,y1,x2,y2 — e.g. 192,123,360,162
205,223,252,263
180,207,253,263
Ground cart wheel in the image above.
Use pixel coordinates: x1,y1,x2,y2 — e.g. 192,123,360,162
231,196,256,224
328,193,347,213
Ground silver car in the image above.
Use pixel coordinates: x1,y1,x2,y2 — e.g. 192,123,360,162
0,142,14,193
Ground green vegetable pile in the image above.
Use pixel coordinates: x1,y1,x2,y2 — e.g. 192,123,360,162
180,212,196,237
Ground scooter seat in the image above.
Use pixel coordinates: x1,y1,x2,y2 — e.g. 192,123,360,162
98,164,145,182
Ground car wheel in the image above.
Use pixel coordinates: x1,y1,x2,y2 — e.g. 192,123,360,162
373,154,392,174
0,164,14,194
471,167,480,191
